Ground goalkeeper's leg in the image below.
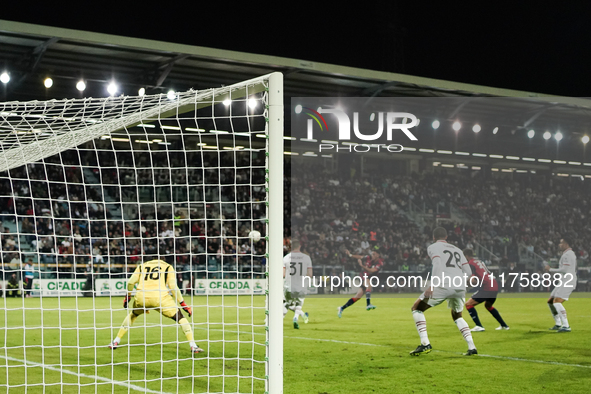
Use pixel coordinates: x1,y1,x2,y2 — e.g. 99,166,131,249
110,311,140,349
162,297,205,354
172,310,204,354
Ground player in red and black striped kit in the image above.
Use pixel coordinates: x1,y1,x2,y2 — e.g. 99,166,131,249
464,249,509,331
337,250,384,317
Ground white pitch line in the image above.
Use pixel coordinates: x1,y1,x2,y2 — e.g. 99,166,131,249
284,334,384,348
475,354,591,369
281,334,591,369
0,355,172,394
4,325,590,371
191,327,591,370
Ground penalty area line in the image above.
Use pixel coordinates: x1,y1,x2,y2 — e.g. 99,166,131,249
474,353,591,369
283,334,591,369
0,355,172,394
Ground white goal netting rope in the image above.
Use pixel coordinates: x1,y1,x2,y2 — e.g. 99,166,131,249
0,73,283,394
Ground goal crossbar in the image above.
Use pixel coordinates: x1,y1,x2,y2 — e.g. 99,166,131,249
0,75,270,173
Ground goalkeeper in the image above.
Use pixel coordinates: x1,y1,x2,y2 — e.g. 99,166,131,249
109,254,204,354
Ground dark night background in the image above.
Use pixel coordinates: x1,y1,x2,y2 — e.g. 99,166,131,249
2,3,591,96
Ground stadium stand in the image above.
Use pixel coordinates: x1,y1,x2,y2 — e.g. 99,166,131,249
3,150,590,294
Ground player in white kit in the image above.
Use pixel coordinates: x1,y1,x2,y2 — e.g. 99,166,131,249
283,240,313,329
545,236,577,332
410,227,477,356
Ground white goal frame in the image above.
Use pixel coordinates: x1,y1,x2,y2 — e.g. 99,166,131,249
0,71,283,394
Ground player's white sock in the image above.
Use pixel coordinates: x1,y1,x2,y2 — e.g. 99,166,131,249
293,306,301,321
294,306,306,321
283,305,288,318
553,303,569,328
548,303,561,326
190,341,197,349
412,310,430,346
113,336,121,344
455,318,476,350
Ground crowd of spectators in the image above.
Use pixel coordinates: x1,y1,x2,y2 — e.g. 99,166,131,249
2,146,591,293
0,144,268,283
289,163,591,283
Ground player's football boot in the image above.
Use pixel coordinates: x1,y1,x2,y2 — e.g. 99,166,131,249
495,326,510,330
191,346,205,354
337,307,343,318
464,348,478,356
409,344,432,356
303,312,309,324
549,325,562,331
293,320,300,329
557,326,571,333
470,326,485,332
108,341,118,350
366,304,376,311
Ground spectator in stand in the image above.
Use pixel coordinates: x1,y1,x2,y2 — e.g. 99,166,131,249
6,273,20,297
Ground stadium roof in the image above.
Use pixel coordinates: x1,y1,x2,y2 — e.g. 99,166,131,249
2,19,591,172
2,19,590,102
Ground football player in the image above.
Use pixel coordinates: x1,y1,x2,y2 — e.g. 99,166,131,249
337,249,383,317
463,249,509,331
109,251,204,354
410,227,477,356
545,237,577,332
283,240,313,329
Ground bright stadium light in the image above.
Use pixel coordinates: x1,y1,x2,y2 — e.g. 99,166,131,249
295,104,303,114
138,88,145,96
432,120,440,130
0,72,10,84
527,129,535,138
248,98,257,109
107,82,118,96
44,78,53,88
543,131,551,140
583,135,590,144
223,98,231,106
452,121,461,131
472,124,481,133
76,80,86,91
555,131,563,142
492,127,499,134
167,90,176,100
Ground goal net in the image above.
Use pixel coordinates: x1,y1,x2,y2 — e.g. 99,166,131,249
0,72,284,393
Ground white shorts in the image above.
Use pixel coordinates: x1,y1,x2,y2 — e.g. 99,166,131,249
420,287,466,313
284,290,305,308
551,285,575,301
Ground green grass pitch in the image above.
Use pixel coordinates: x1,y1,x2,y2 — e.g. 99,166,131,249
1,294,590,393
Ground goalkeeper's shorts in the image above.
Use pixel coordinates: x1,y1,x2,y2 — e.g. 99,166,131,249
133,293,177,318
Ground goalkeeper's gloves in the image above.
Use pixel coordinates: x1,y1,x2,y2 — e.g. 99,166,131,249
123,295,132,308
180,301,192,317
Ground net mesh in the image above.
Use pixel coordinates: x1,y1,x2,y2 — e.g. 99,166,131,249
0,75,277,393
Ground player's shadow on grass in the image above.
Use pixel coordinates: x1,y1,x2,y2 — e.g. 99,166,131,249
522,330,559,336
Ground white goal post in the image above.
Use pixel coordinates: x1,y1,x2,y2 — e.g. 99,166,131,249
0,72,283,394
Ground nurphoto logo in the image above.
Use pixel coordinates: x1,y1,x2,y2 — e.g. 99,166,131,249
294,102,418,153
